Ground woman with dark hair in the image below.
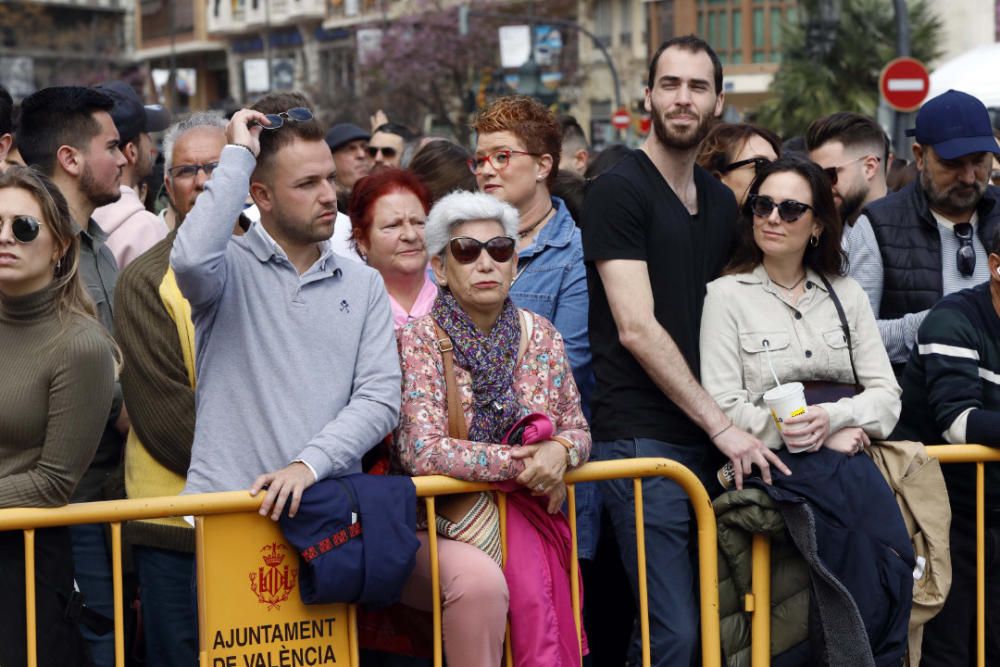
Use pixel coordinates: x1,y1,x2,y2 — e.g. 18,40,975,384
698,156,913,664
696,122,781,205
0,166,116,666
471,96,592,413
349,168,435,328
408,139,476,206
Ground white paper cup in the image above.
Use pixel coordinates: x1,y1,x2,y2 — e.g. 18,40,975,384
763,382,811,453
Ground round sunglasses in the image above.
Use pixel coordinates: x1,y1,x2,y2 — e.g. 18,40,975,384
747,194,814,222
448,236,517,264
250,107,313,130
0,215,43,243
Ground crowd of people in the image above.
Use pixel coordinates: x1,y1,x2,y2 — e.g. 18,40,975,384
0,32,998,667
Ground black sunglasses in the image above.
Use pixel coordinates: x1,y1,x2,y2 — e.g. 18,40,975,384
367,146,398,159
748,194,814,222
448,236,517,264
722,157,771,174
0,215,42,243
251,107,313,130
954,222,976,277
167,161,219,180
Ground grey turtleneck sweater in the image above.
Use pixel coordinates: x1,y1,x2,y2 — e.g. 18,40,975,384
0,287,115,507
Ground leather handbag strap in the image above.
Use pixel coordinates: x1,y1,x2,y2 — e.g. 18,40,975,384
818,273,861,389
433,322,469,440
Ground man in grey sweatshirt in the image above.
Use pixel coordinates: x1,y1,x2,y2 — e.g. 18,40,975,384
170,92,400,520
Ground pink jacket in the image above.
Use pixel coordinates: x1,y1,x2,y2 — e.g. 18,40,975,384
92,185,168,268
501,484,588,666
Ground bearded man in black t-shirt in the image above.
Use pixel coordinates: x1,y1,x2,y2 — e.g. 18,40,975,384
581,36,790,667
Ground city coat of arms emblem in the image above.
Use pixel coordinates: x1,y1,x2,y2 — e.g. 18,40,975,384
249,542,298,610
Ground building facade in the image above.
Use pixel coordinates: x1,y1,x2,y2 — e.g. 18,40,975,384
0,0,132,98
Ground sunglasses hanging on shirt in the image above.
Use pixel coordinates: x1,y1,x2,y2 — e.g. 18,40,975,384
954,222,976,277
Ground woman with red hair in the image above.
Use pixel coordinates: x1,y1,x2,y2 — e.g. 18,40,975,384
349,168,435,328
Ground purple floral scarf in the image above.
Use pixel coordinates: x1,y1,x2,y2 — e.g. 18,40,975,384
432,288,522,444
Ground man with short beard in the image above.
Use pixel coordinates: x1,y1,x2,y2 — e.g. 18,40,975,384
18,85,129,667
806,113,890,314
581,36,789,667
855,90,1000,374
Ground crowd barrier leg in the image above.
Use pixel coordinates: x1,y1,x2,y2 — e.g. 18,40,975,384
567,483,583,664
749,534,771,667
633,479,651,667
977,462,985,667
111,522,125,667
24,528,37,667
498,492,514,667
424,496,443,667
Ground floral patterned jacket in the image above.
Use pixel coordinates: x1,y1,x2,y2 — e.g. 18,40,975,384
394,310,591,481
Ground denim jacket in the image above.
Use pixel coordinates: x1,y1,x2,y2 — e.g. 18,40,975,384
510,196,593,418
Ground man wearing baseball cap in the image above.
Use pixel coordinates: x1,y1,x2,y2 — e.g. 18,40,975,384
849,89,1000,374
325,122,372,210
93,81,171,268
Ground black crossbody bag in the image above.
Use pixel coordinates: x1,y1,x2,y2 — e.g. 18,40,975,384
800,274,864,404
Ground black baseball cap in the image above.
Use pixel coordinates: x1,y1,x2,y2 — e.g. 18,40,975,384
95,81,170,145
325,123,370,152
906,89,1000,160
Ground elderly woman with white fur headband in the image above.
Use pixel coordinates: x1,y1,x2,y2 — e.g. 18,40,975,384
393,190,591,667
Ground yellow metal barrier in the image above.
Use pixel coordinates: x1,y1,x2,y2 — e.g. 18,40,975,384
0,457,721,667
743,444,1000,667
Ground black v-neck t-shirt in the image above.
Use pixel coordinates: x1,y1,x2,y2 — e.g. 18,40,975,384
581,149,739,444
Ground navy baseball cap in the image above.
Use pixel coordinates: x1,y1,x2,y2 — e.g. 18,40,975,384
95,81,170,145
906,89,1000,160
325,123,370,152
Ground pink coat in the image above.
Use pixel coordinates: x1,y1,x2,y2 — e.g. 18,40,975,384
500,483,588,666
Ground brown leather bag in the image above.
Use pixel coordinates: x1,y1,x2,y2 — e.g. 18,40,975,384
433,322,483,525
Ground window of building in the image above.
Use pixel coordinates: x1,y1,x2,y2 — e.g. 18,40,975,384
619,0,632,47
696,0,796,65
594,0,612,47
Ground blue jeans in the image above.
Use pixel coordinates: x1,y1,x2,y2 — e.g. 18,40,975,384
70,524,115,667
593,438,709,667
135,546,198,667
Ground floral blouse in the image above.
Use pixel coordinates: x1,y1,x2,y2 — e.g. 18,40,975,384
394,310,591,481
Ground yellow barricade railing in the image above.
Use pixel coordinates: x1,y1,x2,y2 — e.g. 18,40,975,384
0,457,721,667
745,444,1000,667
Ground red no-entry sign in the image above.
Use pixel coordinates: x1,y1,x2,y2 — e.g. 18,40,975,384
880,57,930,112
611,108,631,130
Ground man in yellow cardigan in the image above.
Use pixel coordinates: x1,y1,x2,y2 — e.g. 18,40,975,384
114,112,246,666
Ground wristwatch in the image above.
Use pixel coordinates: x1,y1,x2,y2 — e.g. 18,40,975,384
552,436,579,467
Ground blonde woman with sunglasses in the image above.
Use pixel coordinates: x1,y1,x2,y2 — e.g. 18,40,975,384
0,166,116,667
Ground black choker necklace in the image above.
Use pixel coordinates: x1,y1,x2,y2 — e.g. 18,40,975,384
518,205,554,239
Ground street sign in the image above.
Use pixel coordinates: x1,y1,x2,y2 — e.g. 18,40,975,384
880,57,930,112
611,108,631,130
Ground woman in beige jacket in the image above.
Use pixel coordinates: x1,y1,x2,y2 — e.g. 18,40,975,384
699,155,915,665
700,155,901,456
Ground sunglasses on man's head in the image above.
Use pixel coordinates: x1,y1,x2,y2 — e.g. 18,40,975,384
747,194,814,222
367,146,398,159
954,222,977,277
0,215,42,243
251,107,313,130
448,236,517,264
